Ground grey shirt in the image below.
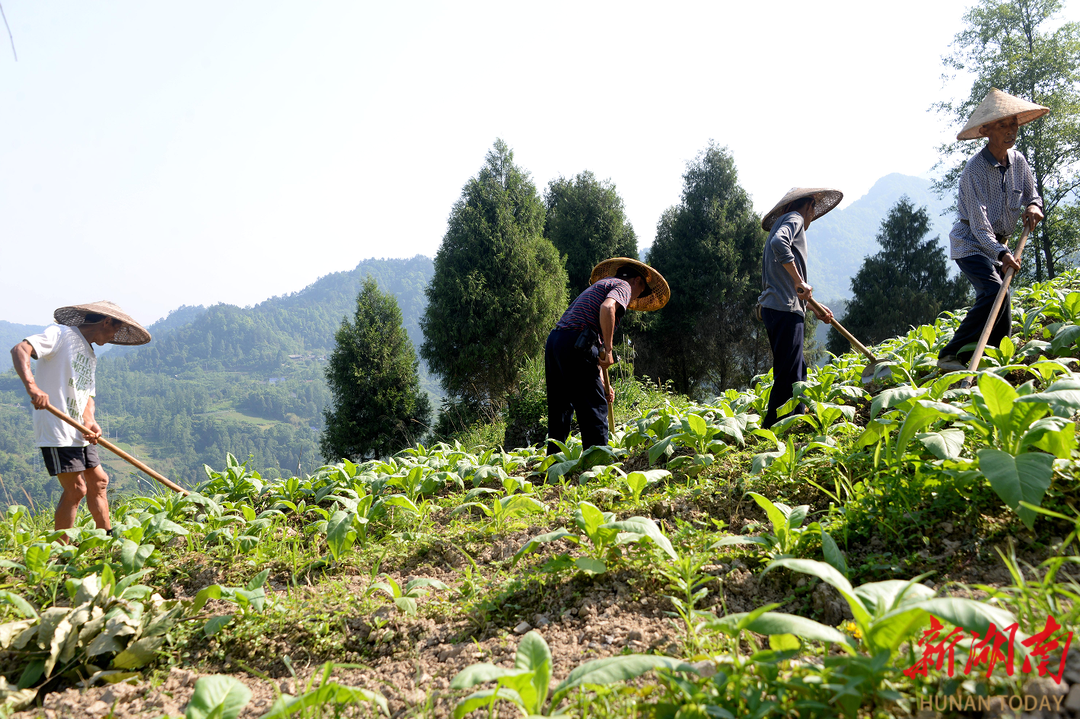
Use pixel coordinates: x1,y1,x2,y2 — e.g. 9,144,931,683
758,211,808,314
950,146,1042,263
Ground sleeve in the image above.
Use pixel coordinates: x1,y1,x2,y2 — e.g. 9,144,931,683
1018,153,1043,210
606,280,632,310
957,166,1006,258
24,325,62,361
769,214,802,265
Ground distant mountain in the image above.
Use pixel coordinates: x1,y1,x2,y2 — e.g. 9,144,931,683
0,321,46,372
808,174,955,303
0,256,436,507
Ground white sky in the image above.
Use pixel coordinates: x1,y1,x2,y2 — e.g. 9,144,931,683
2,1,1076,326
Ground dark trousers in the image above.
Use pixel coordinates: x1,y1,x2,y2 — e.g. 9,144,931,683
940,254,1011,361
762,307,806,429
545,329,607,454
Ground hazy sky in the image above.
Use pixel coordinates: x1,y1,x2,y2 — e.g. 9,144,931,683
2,1,1075,326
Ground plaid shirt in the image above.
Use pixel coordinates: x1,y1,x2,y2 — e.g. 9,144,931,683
950,146,1042,263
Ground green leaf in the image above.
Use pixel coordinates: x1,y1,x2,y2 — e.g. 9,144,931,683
602,517,677,559
574,557,607,574
915,597,1026,651
686,413,707,438
1016,378,1080,417
648,436,674,466
575,502,607,539
325,510,356,561
1022,417,1077,458
186,675,252,719
450,664,529,690
191,585,223,614
246,569,270,592
403,578,450,595
203,615,233,638
514,631,552,711
512,529,574,565
1050,323,1080,354
749,493,789,546
393,597,418,615
451,688,525,719
977,448,1054,530
111,636,164,670
739,612,854,648
545,460,579,483
979,372,1018,427
820,531,848,576
764,558,870,628
916,428,966,460
552,655,697,703
0,591,37,620
711,535,772,548
896,401,963,458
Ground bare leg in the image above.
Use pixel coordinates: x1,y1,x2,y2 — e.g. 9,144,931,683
82,465,111,530
54,471,87,531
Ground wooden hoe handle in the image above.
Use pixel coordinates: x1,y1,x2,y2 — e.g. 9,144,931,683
804,295,877,363
42,404,188,495
602,367,615,435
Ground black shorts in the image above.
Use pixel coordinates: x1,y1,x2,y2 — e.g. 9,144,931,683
41,446,101,477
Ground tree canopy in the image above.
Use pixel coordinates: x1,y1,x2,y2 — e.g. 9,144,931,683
544,171,638,295
420,140,567,412
637,143,769,396
322,277,431,462
933,0,1080,281
828,197,970,356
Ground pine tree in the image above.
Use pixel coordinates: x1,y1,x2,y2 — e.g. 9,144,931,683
421,140,567,412
637,143,770,396
544,171,638,295
321,277,431,462
828,197,970,356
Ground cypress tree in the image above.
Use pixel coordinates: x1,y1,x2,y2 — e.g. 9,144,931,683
544,171,638,295
421,139,567,413
321,277,431,461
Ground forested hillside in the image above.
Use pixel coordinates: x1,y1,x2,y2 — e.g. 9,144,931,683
0,256,434,510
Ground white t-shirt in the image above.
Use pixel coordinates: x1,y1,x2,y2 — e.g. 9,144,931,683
24,325,97,448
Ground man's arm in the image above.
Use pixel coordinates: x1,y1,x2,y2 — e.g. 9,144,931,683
781,263,833,323
782,262,814,300
82,397,102,444
598,298,617,369
10,341,50,409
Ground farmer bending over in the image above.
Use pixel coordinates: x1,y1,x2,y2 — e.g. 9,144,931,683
10,301,151,534
937,89,1047,371
545,258,669,454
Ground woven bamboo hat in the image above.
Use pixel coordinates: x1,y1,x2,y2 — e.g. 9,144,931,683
760,187,843,232
54,301,151,346
957,88,1049,141
589,258,670,312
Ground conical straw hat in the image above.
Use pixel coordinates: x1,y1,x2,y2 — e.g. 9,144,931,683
589,257,670,312
957,88,1049,141
760,187,843,232
54,301,152,346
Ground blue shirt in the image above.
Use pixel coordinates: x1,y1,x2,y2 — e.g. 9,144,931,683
950,146,1042,263
758,212,808,314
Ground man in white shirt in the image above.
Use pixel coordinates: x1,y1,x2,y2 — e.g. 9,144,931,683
10,301,150,534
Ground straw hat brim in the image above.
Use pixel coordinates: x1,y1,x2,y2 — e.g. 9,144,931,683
589,257,670,312
957,88,1050,141
760,187,843,232
54,301,152,346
